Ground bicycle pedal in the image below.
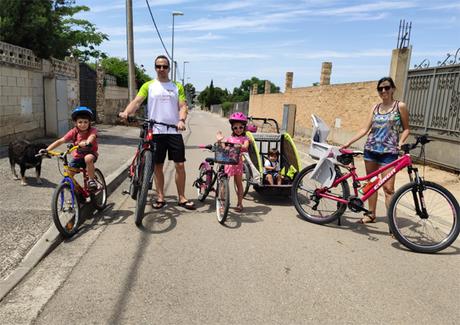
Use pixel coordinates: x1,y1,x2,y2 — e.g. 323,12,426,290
122,190,130,195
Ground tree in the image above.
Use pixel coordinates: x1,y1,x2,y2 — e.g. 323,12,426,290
230,77,280,102
100,57,151,88
198,80,229,108
0,0,108,61
184,83,196,103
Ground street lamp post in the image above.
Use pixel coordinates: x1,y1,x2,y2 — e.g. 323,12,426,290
171,11,184,82
182,61,189,85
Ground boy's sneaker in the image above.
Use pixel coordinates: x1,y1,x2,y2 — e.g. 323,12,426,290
88,179,97,191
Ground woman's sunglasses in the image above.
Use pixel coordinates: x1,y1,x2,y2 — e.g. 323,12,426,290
232,126,245,130
377,85,392,92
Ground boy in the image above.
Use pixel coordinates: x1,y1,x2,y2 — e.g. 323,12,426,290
41,106,99,190
264,148,282,185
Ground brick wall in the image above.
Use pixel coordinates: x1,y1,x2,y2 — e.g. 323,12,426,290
249,81,381,146
0,64,45,144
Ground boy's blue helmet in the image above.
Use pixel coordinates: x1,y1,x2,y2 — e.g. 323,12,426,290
71,106,94,121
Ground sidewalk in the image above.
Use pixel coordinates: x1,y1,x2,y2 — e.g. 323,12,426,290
0,124,140,287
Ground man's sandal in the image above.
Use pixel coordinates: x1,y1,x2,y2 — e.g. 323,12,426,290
356,215,376,224
178,200,196,210
152,200,167,209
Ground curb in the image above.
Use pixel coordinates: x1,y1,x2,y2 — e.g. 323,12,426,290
0,157,132,302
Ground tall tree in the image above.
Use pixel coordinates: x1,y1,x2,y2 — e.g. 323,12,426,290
100,57,151,88
231,77,280,102
0,0,108,61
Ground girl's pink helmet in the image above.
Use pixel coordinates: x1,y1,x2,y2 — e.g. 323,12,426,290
229,112,247,124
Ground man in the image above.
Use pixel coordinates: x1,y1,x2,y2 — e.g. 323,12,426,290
119,55,195,210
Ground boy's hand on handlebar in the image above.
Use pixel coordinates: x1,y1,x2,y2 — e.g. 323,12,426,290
118,111,128,120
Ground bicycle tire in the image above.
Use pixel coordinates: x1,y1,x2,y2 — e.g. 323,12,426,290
216,176,230,224
388,180,460,253
195,164,212,202
129,156,140,200
135,150,154,227
52,182,80,238
91,168,107,211
235,160,251,199
291,164,349,224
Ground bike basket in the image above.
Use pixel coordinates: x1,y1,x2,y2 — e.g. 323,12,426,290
214,143,241,165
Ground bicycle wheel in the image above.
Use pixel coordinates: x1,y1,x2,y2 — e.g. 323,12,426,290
388,181,460,253
135,150,154,227
195,164,212,202
91,168,107,211
291,164,350,224
234,160,251,199
216,176,230,224
52,182,80,238
129,156,140,200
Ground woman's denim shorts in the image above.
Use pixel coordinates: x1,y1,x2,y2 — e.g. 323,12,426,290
363,150,398,165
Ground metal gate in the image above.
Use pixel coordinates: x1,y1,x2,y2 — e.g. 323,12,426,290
79,63,97,114
404,55,460,170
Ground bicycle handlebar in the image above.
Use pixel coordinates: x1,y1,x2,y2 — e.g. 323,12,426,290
401,134,431,154
124,114,178,130
35,143,92,159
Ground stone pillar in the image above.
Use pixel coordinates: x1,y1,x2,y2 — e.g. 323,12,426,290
252,83,258,95
264,80,271,94
389,46,412,101
285,72,293,92
320,62,332,85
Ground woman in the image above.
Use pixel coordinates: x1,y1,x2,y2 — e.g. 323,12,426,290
341,77,410,224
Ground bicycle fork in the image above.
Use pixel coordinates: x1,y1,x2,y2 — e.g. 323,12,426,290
409,167,429,219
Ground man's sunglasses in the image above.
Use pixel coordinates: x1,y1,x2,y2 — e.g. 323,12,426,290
377,85,392,92
155,64,169,70
232,126,245,130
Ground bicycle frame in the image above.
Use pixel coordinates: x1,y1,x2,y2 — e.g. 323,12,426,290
317,153,413,204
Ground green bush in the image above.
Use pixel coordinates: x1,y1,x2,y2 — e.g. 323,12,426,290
221,101,233,116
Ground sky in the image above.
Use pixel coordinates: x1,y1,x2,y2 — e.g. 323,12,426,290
75,0,459,92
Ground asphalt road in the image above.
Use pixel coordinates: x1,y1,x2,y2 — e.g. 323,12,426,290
1,111,459,324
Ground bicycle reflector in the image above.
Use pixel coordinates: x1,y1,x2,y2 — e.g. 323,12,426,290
146,130,154,141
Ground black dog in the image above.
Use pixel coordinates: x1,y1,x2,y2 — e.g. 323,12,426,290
8,140,48,186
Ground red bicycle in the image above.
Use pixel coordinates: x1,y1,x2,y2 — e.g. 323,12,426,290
291,135,460,253
123,115,177,227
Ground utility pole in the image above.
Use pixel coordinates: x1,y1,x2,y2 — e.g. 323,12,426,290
126,0,136,100
171,11,184,82
182,61,189,85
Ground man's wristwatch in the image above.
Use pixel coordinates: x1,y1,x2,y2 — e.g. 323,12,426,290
180,118,186,123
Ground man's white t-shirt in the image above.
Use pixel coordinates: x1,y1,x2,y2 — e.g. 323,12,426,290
137,79,186,134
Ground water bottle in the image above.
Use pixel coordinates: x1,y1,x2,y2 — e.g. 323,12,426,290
359,176,379,194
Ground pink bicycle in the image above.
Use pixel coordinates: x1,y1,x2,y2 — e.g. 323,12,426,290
291,135,459,253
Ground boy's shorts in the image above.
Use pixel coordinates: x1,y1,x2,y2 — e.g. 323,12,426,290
152,134,186,164
69,155,97,169
363,150,398,165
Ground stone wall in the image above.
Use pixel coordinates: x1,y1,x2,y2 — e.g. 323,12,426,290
101,85,130,124
0,43,45,144
0,41,79,144
249,79,380,147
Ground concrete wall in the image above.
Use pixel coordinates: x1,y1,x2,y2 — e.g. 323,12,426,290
249,80,380,147
0,57,45,144
101,85,130,124
0,41,78,145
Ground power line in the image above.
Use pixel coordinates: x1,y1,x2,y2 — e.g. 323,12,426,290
145,0,171,60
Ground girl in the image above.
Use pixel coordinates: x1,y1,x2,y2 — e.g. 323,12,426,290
216,112,250,212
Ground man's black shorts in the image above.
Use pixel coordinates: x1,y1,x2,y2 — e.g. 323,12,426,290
152,134,186,163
